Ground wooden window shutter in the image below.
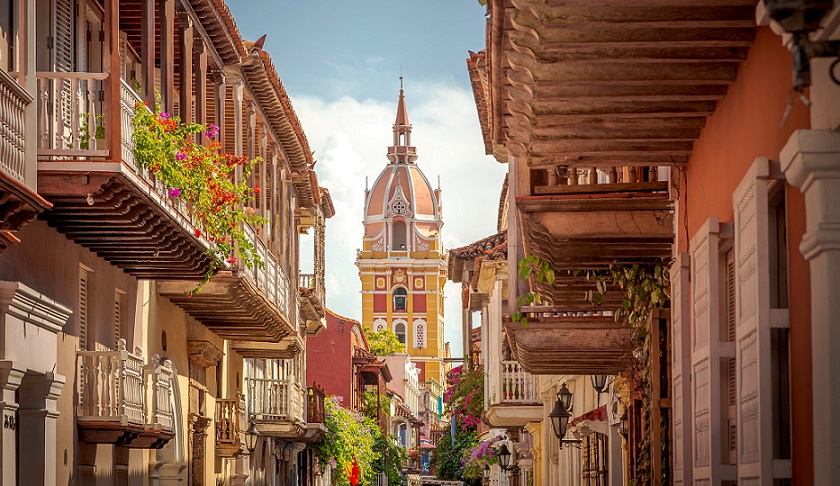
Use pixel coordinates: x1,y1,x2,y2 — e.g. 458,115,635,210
79,267,89,350
725,249,738,465
670,253,692,486
690,217,728,483
732,158,773,480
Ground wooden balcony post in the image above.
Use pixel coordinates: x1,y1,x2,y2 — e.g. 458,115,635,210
211,70,226,147
194,38,207,141
140,0,155,105
159,0,175,114
607,167,618,184
104,0,121,161
177,9,193,124
233,81,244,183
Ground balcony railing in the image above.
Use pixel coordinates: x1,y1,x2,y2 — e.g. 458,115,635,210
0,70,33,183
215,395,246,456
499,361,539,404
147,357,176,432
307,384,325,424
77,340,145,426
247,377,305,424
36,72,109,158
76,340,176,446
242,223,291,318
299,272,326,302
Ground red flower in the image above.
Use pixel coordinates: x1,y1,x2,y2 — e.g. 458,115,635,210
194,229,201,238
253,184,260,195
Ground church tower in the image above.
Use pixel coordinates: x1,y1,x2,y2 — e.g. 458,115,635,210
356,86,447,386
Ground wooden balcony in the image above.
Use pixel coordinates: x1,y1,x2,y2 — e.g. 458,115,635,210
304,384,327,442
299,273,326,334
157,223,295,342
485,360,543,428
215,395,245,457
76,340,175,448
35,73,214,279
246,377,306,439
0,70,51,252
503,309,633,375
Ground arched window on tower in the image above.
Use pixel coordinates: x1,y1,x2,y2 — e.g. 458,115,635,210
394,321,406,345
393,287,407,312
392,220,407,250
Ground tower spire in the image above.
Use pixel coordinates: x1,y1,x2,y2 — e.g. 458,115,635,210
389,81,416,164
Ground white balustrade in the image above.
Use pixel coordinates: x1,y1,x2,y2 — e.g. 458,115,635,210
77,339,145,426
499,360,539,404
148,357,175,432
0,70,32,183
36,72,109,158
241,223,291,318
247,377,305,424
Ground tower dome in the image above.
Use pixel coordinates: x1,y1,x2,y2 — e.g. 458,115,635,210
363,88,442,253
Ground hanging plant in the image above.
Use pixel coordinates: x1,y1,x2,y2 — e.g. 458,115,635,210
132,102,267,293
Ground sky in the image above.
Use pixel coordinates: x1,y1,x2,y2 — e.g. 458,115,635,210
226,1,507,358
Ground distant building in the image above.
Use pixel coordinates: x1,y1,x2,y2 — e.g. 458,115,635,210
356,87,448,386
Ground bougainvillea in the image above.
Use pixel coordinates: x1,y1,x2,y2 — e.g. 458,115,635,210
132,101,267,293
444,364,484,431
310,396,378,486
460,436,500,481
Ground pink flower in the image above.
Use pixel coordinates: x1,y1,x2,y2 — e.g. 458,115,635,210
175,151,187,161
204,124,219,139
168,188,181,197
226,256,237,264
160,112,170,120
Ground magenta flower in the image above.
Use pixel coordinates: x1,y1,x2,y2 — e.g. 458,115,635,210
160,112,170,120
205,124,220,139
168,188,181,198
175,151,187,161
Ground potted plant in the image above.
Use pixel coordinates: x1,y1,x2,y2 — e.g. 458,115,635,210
79,113,105,150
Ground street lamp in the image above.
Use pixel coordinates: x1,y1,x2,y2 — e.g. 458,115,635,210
549,392,581,449
496,443,512,471
557,383,572,412
244,421,260,453
483,464,491,485
591,375,608,394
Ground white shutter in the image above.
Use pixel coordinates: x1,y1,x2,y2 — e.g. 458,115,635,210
733,158,772,482
670,253,691,486
690,217,727,483
52,0,75,150
113,290,123,349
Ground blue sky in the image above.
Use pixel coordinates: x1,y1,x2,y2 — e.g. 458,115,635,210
227,1,506,358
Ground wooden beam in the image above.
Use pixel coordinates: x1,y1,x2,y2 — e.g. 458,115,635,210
104,0,121,162
177,9,194,123
159,0,175,113
140,0,155,105
194,38,208,140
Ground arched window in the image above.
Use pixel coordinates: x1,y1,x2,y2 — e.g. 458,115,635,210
393,287,407,312
394,321,406,345
392,220,407,250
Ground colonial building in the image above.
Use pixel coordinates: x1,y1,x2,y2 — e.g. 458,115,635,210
0,0,331,484
356,87,448,387
465,1,840,485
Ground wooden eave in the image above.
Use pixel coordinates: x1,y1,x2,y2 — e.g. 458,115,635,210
485,0,755,167
0,171,52,254
156,272,295,342
253,420,306,439
503,316,633,375
517,190,673,264
231,335,303,359
37,162,214,279
298,287,326,323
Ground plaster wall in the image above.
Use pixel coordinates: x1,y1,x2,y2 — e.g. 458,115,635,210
306,309,354,401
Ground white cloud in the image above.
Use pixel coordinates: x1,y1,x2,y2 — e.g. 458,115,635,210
294,82,507,358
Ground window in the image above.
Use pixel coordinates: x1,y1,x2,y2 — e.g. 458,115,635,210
393,287,407,312
392,220,407,250
392,200,406,215
394,322,406,345
79,266,92,351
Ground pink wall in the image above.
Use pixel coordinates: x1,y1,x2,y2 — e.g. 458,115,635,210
306,309,358,402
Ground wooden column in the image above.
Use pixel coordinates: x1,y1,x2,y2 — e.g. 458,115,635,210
177,10,193,123
232,80,244,184
193,38,208,139
159,0,175,113
211,71,226,147
104,0,121,161
140,0,155,105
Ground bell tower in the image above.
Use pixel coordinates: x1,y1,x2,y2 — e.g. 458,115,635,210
356,86,447,386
